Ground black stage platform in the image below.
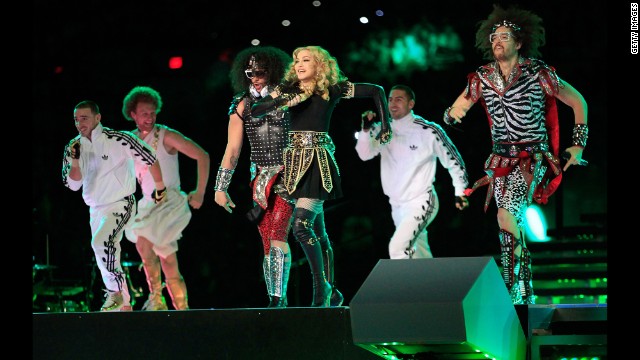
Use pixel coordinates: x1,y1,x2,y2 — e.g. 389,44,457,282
33,307,378,360
33,304,606,360
33,258,607,360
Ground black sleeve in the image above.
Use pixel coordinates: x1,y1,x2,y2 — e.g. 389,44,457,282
354,83,392,144
250,83,302,118
250,95,279,118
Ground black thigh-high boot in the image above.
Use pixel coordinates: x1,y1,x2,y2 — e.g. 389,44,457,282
313,213,344,306
293,208,331,307
320,241,344,307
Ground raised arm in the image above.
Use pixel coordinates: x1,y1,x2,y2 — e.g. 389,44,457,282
62,138,83,190
353,83,392,144
251,84,308,118
354,110,383,161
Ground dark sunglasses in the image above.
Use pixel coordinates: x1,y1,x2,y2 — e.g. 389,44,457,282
245,69,267,79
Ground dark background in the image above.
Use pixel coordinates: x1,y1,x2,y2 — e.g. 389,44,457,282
32,0,609,310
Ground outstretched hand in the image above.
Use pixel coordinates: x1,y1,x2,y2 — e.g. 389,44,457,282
561,146,585,172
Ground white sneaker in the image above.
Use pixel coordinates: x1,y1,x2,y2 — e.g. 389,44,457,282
100,290,133,312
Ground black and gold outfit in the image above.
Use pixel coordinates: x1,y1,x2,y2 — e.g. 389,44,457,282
253,81,391,200
252,80,391,307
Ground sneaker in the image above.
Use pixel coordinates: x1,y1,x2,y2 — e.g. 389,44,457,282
141,292,168,311
100,290,133,312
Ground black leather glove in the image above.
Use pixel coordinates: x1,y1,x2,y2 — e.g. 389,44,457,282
278,81,303,95
250,95,277,118
274,82,305,108
361,112,377,131
71,140,80,159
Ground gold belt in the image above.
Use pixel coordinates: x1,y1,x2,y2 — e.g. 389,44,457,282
283,131,339,194
288,131,334,148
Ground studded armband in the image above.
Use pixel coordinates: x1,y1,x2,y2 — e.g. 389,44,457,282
571,124,588,148
214,166,235,192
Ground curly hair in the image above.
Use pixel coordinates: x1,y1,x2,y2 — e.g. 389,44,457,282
474,4,546,61
229,46,291,94
283,46,348,101
122,86,163,121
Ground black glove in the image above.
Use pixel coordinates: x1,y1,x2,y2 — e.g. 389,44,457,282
278,81,303,95
361,112,377,131
274,82,305,108
71,140,80,159
152,187,167,204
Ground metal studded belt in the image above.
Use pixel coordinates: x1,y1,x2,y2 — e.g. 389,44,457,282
288,131,333,148
492,142,549,157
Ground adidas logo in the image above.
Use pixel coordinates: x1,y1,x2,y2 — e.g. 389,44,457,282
102,155,109,160
409,145,418,150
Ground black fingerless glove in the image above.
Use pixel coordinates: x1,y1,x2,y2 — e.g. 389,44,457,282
361,113,378,131
273,82,304,107
250,95,277,118
152,187,167,203
278,81,303,95
274,92,298,107
250,82,303,118
72,141,80,159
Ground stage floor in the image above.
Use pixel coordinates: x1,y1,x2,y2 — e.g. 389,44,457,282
33,306,379,360
33,304,606,360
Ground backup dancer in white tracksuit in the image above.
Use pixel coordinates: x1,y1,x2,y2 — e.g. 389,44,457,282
62,100,166,312
356,85,469,259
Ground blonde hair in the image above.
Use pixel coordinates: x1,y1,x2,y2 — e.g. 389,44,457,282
284,46,347,101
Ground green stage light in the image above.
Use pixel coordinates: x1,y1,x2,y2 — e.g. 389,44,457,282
342,21,464,82
525,204,550,242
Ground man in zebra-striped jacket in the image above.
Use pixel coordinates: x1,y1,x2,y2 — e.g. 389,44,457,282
443,4,589,305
